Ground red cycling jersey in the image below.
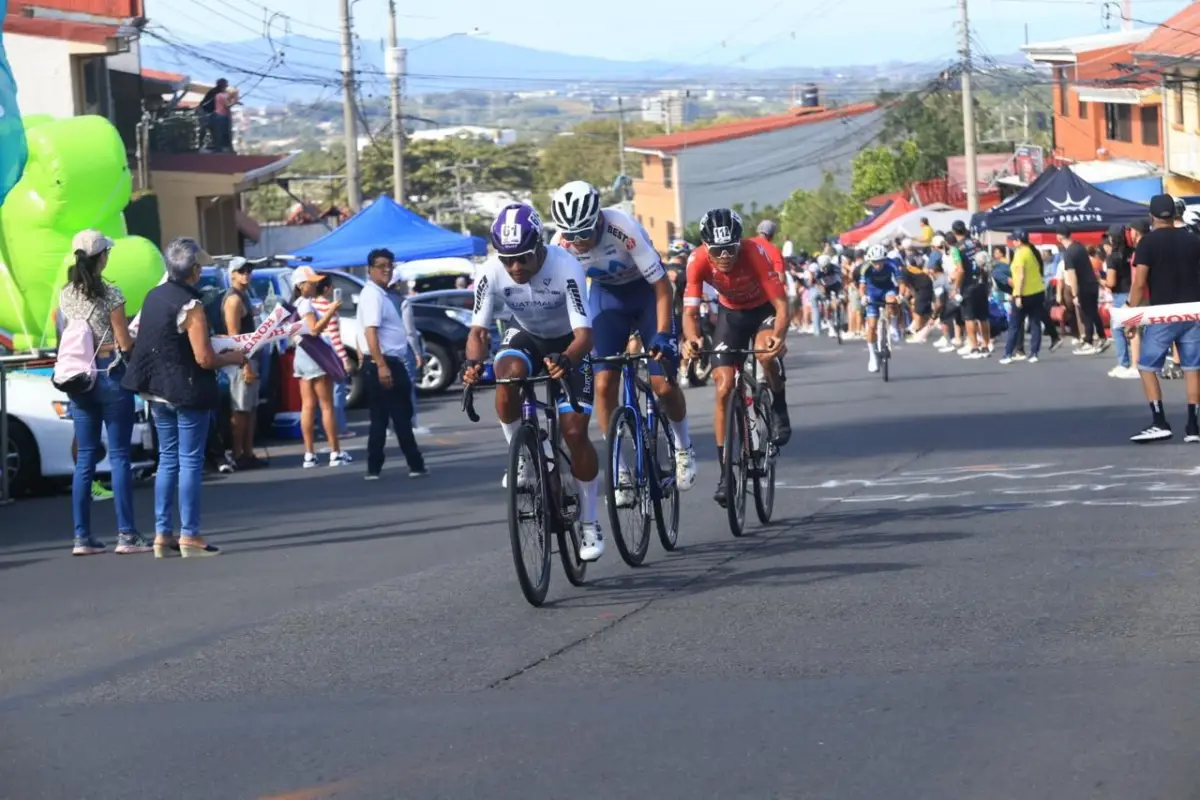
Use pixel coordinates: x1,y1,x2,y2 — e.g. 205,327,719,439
684,240,786,311
749,235,787,281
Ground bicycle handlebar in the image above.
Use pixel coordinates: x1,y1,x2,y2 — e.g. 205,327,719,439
460,371,582,424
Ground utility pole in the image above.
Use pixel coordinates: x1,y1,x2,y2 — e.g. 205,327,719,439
617,96,627,200
1122,0,1132,32
664,94,673,134
386,0,406,204
958,0,979,213
1022,98,1029,141
440,161,479,234
338,0,362,211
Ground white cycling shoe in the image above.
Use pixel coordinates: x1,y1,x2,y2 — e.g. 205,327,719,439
579,522,605,562
868,355,879,374
615,468,637,506
501,455,535,489
675,445,698,491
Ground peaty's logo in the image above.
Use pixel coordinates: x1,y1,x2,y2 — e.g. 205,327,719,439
1044,192,1101,225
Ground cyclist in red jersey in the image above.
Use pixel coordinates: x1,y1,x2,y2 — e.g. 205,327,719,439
682,208,790,507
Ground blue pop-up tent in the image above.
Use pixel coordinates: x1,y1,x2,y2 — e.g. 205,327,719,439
290,195,487,268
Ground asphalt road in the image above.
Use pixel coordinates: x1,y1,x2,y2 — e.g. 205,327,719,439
5,332,1200,799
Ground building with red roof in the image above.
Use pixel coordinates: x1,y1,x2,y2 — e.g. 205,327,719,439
624,100,882,252
1133,3,1200,195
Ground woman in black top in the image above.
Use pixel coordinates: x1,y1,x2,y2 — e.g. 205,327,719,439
1103,224,1135,377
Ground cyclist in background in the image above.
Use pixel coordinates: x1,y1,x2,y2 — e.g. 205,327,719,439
549,181,697,491
818,254,844,338
859,244,902,374
682,208,790,507
463,203,605,561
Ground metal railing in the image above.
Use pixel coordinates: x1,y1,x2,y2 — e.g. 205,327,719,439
0,352,55,505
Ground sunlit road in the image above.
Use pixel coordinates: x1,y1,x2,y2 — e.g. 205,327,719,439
4,333,1200,799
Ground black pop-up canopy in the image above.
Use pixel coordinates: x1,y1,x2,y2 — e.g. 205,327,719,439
972,166,1149,234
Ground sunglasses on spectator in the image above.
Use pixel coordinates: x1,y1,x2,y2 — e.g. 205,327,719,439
500,252,536,266
708,243,740,258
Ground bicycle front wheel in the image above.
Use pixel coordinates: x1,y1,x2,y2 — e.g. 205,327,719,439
649,413,680,551
723,391,748,537
507,424,552,606
606,406,651,566
752,387,776,523
881,341,890,383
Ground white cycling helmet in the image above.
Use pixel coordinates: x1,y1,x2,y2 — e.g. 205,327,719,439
866,244,888,262
550,180,601,233
816,254,832,268
1184,207,1200,227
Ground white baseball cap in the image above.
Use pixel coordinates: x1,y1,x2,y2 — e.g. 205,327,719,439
72,229,114,257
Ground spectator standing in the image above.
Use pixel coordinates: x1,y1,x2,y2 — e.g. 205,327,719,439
220,257,266,469
1103,224,1137,379
1057,225,1109,355
197,78,228,152
291,266,349,467
1128,194,1200,442
123,238,248,557
947,223,991,358
387,276,426,429
358,248,427,479
58,230,146,556
212,84,235,153
918,217,935,247
312,277,354,439
1000,229,1053,365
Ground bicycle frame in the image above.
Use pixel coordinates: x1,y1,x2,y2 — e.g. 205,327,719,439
594,353,670,503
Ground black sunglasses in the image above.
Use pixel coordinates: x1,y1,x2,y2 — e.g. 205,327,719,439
708,243,740,258
499,252,535,266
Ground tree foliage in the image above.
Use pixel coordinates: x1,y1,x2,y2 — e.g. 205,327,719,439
778,173,863,252
849,140,920,201
533,118,661,211
877,89,1002,184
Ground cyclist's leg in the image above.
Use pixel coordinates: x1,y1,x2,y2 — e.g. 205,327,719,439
493,328,538,431
885,292,900,340
710,306,753,460
555,354,603,558
863,291,882,371
751,305,792,444
588,283,636,443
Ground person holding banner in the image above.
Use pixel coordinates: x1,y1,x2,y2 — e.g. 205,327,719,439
1127,194,1200,443
123,238,249,557
291,266,351,468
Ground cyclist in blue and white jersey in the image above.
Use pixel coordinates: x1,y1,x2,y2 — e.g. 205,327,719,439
859,243,902,374
463,202,606,562
549,180,698,492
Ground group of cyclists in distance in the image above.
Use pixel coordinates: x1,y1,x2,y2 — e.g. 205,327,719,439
462,182,794,564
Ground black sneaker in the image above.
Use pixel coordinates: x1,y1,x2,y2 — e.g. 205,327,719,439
713,477,728,508
72,537,107,556
409,467,429,478
772,407,792,447
236,456,269,471
1049,339,1063,353
1131,424,1173,443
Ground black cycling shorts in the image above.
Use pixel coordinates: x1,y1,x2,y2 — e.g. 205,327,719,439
913,292,934,317
495,327,595,414
711,303,777,367
960,284,990,322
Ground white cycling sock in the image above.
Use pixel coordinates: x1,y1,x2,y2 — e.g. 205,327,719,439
579,476,599,524
669,416,691,450
500,419,520,444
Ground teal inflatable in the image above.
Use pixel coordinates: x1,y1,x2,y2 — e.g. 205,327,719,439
0,0,26,204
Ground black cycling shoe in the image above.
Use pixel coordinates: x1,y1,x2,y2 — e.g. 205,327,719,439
713,477,728,508
772,408,792,447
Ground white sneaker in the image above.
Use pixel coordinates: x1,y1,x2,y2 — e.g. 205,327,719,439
501,455,535,489
1028,356,1039,364
957,345,973,356
675,445,697,491
302,453,318,469
1012,353,1027,361
1073,344,1097,355
987,342,995,353
828,326,838,338
1108,365,1124,378
1118,366,1140,379
330,451,352,466
579,522,605,562
868,355,879,373
999,356,1013,365
680,376,693,388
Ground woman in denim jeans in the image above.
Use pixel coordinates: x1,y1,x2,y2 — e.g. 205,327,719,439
123,238,248,557
58,230,145,556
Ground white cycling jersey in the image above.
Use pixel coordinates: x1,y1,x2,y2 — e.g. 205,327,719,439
471,246,591,339
552,206,665,287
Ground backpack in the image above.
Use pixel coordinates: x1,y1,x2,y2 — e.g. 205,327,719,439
52,316,106,395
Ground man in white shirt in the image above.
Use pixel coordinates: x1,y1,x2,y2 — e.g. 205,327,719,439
357,247,427,480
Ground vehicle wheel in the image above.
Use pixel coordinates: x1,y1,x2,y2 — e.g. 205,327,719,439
345,352,365,408
417,340,456,395
3,419,41,497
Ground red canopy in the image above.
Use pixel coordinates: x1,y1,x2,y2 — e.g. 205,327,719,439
840,197,917,246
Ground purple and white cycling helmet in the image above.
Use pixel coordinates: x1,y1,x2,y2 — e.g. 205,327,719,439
490,203,544,256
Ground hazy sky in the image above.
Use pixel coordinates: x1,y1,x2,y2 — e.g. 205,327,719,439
150,0,1192,70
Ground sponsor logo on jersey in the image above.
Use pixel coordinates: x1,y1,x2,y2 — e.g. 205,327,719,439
605,224,629,245
474,276,489,313
566,278,586,317
625,236,636,251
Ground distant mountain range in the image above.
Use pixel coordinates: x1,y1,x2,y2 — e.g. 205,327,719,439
141,34,1028,104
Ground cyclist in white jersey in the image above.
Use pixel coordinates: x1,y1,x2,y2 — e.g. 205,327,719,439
462,203,605,562
549,181,698,493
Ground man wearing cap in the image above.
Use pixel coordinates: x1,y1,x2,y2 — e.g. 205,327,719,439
1056,225,1108,356
751,219,786,280
1127,193,1200,442
221,257,264,470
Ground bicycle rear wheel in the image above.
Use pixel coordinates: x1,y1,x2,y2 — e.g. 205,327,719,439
881,341,890,382
723,390,748,537
649,414,680,551
605,406,651,566
507,424,552,607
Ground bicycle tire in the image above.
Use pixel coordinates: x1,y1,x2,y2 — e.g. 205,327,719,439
605,406,651,567
881,340,890,383
835,306,843,344
507,424,552,607
752,386,776,523
723,389,748,537
558,523,587,586
649,413,681,551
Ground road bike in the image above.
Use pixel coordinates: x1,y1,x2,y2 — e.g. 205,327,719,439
829,289,845,344
592,351,680,567
463,374,587,607
696,348,778,537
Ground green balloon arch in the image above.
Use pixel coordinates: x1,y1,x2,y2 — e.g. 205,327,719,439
0,114,166,351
